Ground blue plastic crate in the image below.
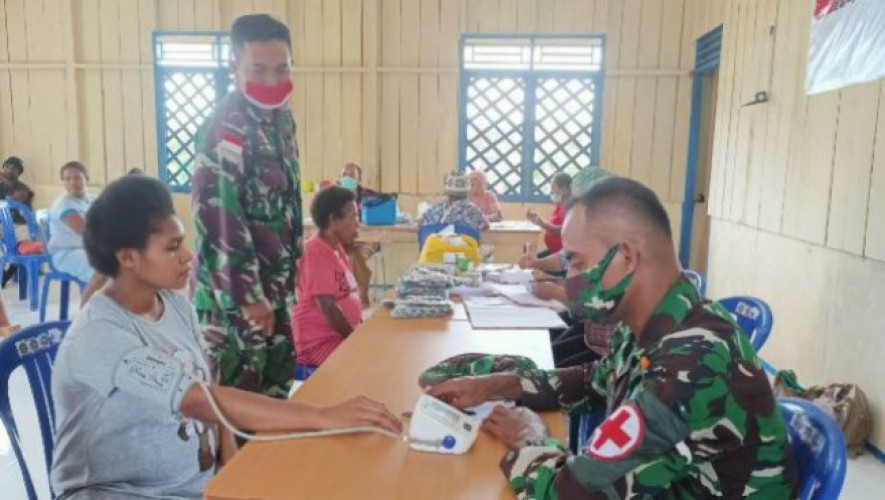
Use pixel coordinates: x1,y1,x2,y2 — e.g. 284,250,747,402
361,194,397,226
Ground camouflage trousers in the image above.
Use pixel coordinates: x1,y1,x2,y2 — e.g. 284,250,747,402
198,307,295,399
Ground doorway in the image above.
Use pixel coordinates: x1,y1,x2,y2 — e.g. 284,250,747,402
679,26,722,274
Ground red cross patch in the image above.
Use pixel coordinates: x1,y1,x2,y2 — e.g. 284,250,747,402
587,403,645,461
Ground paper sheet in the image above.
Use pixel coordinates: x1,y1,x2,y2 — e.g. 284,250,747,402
483,283,566,311
464,297,567,329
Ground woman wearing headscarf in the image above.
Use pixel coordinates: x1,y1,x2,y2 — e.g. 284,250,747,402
467,170,502,222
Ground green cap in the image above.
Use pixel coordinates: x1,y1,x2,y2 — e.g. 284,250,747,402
571,166,615,197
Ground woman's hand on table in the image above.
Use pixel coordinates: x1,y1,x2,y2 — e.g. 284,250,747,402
318,396,404,435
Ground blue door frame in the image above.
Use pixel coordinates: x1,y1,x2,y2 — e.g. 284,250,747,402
679,26,722,268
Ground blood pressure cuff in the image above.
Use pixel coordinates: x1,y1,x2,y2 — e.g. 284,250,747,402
111,346,197,416
419,353,538,387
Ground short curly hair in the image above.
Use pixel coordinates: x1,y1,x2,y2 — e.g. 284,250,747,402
83,176,176,277
311,185,357,230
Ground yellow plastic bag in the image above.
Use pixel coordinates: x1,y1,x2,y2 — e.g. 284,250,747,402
418,233,481,265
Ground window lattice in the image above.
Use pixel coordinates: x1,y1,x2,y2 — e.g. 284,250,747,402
154,32,230,192
460,35,604,202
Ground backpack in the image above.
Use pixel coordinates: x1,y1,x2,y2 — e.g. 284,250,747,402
774,370,872,457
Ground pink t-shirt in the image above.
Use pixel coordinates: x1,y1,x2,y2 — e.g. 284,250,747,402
468,191,501,218
291,236,363,366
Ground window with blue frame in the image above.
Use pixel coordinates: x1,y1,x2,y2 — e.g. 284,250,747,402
459,35,605,202
153,32,232,192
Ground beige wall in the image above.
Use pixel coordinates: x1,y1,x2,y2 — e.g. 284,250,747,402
706,0,885,446
0,0,726,211
0,0,727,281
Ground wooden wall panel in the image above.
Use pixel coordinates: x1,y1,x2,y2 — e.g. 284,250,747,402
322,0,343,182
629,78,656,185
757,0,800,232
866,83,885,261
99,0,124,184
361,0,380,188
780,92,839,245
342,0,364,168
1,0,732,223
398,0,420,193
417,0,440,195
741,0,776,227
707,0,885,264
826,82,880,254
707,0,737,218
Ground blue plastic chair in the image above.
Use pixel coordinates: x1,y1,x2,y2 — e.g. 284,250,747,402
0,321,72,500
569,410,606,454
0,200,50,311
779,397,847,499
35,209,86,322
294,363,317,381
417,223,482,250
684,269,705,296
719,296,773,352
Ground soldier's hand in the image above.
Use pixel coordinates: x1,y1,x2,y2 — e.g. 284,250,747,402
531,282,564,301
319,396,403,435
518,252,537,270
482,406,548,449
424,376,500,409
242,298,275,337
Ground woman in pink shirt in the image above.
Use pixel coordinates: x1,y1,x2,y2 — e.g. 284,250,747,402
467,170,502,222
292,186,364,367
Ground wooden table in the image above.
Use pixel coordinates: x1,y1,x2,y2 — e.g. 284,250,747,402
303,219,542,247
205,314,564,500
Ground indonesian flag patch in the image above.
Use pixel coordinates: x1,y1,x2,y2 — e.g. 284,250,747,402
587,403,646,461
219,129,244,162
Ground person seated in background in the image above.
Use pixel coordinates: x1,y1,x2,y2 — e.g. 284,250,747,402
427,177,797,498
521,166,614,279
0,156,25,198
51,176,401,499
0,294,19,337
526,172,573,258
467,170,502,222
1,179,39,287
419,171,490,232
292,186,365,367
127,167,145,175
339,161,377,209
338,161,378,306
48,161,107,304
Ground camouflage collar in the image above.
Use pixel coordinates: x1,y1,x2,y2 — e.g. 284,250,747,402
636,276,701,349
235,90,279,125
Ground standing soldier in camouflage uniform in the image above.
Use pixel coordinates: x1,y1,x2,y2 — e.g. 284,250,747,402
191,14,301,399
428,178,797,498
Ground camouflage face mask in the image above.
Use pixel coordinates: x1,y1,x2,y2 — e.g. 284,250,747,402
564,243,635,323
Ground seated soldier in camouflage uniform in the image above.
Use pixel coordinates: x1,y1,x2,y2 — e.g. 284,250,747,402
427,177,798,499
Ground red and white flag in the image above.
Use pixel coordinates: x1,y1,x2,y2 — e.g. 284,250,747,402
806,0,885,94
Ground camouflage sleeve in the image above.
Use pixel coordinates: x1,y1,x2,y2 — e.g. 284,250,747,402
501,390,692,500
291,123,303,260
192,125,265,308
517,360,607,413
499,438,570,499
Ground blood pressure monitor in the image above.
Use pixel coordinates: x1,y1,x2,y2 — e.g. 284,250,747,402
407,395,480,454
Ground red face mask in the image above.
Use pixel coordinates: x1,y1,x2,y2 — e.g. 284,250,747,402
243,79,293,110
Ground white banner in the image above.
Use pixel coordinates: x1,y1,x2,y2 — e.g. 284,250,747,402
806,0,885,95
